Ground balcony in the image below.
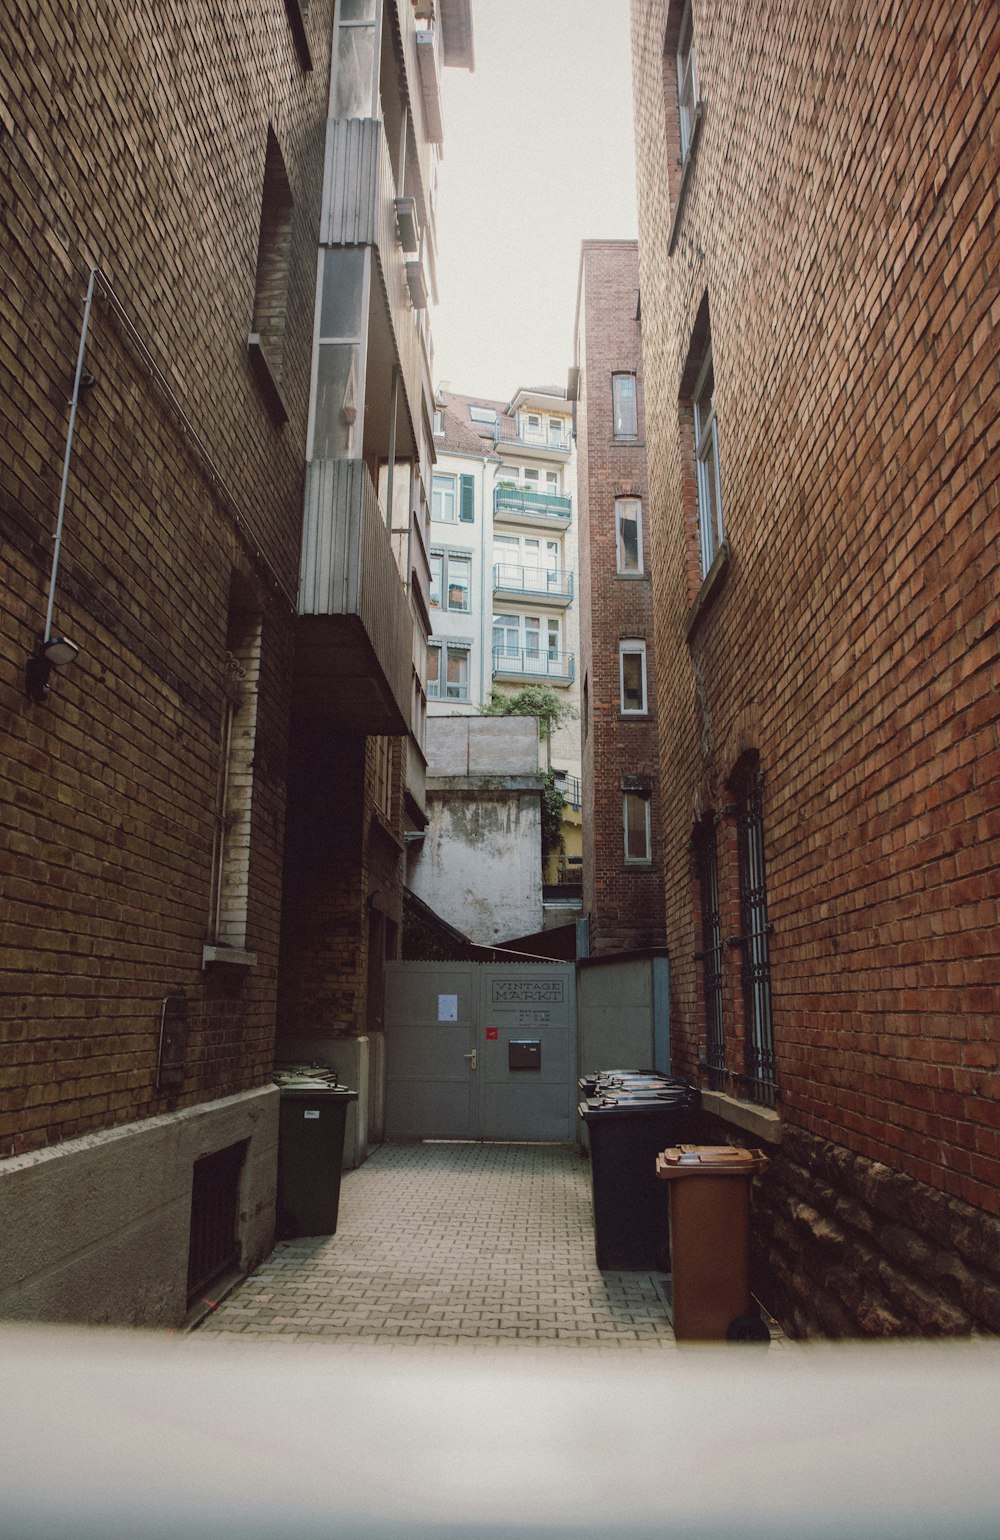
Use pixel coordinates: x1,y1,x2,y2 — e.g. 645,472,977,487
296,459,412,732
493,564,574,608
492,420,572,457
493,486,572,528
492,648,576,687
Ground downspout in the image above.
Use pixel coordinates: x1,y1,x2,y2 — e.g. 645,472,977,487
45,266,98,643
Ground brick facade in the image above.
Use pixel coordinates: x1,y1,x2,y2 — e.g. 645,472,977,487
575,241,666,954
631,0,1000,1332
1,1,334,1156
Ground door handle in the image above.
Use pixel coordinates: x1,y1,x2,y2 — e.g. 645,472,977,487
463,1049,478,1071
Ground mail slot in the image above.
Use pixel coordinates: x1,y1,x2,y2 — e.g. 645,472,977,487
509,1039,541,1071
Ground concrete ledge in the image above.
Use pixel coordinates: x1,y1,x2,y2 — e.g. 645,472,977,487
699,1089,783,1146
0,1087,278,1327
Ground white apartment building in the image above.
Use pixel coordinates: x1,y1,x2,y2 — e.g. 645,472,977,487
427,387,582,878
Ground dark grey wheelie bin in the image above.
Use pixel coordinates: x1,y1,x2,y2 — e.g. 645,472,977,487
275,1068,358,1239
578,1083,699,1271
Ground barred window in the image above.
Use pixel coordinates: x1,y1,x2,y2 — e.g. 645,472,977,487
734,759,777,1106
694,819,725,1089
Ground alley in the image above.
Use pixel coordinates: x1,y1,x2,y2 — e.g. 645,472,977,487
196,1141,682,1349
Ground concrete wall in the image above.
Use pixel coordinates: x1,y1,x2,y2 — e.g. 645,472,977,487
0,1089,278,1327
577,953,671,1080
409,718,544,946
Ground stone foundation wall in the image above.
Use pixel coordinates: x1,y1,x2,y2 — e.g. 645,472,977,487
724,1121,1000,1339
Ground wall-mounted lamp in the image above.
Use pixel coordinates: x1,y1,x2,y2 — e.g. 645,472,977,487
25,636,80,704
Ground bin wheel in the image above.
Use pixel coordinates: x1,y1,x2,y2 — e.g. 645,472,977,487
726,1311,771,1344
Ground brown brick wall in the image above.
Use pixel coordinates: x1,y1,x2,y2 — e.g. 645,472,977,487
0,2,333,1153
277,728,405,1043
577,241,666,955
631,0,999,1291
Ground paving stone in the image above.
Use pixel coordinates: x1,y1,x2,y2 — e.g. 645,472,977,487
194,1141,786,1352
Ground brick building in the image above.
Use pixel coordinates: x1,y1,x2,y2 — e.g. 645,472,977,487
0,0,472,1325
631,0,1000,1334
573,240,666,956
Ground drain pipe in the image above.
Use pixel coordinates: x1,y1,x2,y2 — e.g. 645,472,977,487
25,268,95,701
44,266,97,643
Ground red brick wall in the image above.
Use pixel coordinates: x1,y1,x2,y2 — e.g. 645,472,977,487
577,241,667,955
631,0,999,1224
0,2,333,1153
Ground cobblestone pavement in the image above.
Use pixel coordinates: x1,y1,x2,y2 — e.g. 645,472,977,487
196,1140,685,1350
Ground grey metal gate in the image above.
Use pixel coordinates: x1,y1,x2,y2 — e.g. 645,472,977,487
384,961,577,1142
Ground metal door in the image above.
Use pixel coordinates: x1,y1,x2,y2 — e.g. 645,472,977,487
384,963,477,1139
385,961,577,1141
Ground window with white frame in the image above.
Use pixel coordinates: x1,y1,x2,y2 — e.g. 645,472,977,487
547,418,563,447
615,498,643,574
432,410,445,436
676,0,699,162
427,641,470,701
546,470,560,494
692,347,724,578
429,550,471,611
623,790,651,864
619,640,647,714
612,373,638,438
469,406,498,427
432,473,457,522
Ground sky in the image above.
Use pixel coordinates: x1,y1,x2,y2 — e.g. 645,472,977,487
432,0,638,405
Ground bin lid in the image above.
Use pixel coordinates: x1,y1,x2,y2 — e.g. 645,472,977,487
655,1144,769,1178
578,1089,697,1120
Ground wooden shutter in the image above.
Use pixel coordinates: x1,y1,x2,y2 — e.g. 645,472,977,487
459,474,475,522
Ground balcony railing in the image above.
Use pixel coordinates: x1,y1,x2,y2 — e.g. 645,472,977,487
494,486,572,524
492,647,575,686
492,421,571,454
493,564,574,605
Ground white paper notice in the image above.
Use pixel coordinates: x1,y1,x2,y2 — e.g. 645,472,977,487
437,993,459,1022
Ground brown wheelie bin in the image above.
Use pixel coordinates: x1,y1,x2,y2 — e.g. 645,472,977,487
655,1144,769,1341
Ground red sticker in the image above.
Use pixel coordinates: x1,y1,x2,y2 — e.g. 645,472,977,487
486,1028,499,1040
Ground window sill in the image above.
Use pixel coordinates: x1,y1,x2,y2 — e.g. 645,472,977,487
668,103,704,256
613,571,651,582
369,807,404,851
283,0,313,70
684,538,730,643
247,334,289,427
617,711,651,722
699,1088,782,1146
202,944,257,970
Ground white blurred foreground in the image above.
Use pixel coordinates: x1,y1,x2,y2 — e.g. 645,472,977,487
1,1327,998,1539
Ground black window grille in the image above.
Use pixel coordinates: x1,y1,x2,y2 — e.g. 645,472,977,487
186,1140,246,1306
694,820,726,1089
735,762,777,1107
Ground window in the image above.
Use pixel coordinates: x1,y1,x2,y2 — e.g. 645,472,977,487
619,640,647,714
676,0,699,161
429,551,470,611
623,791,651,864
612,373,638,438
523,467,540,485
547,418,563,447
546,471,560,494
615,498,643,574
694,819,725,1089
734,758,776,1106
207,578,262,959
373,735,393,817
469,406,498,427
432,410,445,436
312,244,366,459
693,347,724,578
432,474,456,522
492,614,563,675
428,641,470,701
249,129,293,418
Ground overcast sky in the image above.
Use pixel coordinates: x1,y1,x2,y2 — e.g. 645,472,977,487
432,0,638,405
